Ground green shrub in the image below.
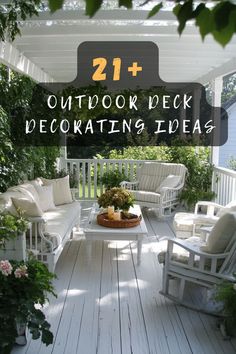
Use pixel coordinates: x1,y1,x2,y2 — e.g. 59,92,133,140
101,170,129,189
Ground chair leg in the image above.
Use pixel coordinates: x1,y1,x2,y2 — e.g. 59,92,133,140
162,266,169,295
179,278,186,301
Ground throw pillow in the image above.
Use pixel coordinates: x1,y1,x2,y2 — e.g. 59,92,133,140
35,185,56,212
8,183,41,206
201,212,236,254
12,197,43,217
156,175,182,193
216,201,236,218
41,175,72,206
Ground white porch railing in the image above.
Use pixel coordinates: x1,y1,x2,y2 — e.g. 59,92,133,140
61,159,146,200
60,157,236,205
212,166,236,206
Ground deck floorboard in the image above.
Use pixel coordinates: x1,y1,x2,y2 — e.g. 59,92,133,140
12,202,236,354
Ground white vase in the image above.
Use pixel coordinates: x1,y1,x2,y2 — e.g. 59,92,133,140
0,233,27,261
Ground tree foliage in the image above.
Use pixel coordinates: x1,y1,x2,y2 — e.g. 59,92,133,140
0,65,60,192
0,1,236,46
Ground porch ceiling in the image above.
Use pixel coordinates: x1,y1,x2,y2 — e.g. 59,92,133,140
2,0,236,83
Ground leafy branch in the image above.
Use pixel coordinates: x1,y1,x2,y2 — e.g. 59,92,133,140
1,1,236,46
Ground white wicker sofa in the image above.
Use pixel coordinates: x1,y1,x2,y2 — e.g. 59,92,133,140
0,176,81,272
121,162,187,216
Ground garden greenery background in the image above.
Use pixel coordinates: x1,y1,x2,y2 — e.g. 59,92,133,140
0,65,60,192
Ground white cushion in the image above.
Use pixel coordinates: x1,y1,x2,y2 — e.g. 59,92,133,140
11,197,43,217
201,212,236,254
41,175,72,206
158,236,205,264
35,185,56,212
216,201,236,218
131,190,161,204
28,178,43,189
173,212,218,232
139,175,161,191
43,201,80,248
8,183,41,206
156,175,181,193
0,190,27,215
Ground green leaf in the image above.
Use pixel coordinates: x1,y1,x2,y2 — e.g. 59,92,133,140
212,1,235,31
212,8,236,47
85,0,103,17
195,6,212,40
48,0,64,13
42,329,54,346
119,0,132,9
175,0,194,34
148,3,163,19
173,4,181,17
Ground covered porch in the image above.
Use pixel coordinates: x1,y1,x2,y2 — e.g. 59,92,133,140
12,201,236,354
1,2,236,353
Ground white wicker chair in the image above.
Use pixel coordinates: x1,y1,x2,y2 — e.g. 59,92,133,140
121,162,187,217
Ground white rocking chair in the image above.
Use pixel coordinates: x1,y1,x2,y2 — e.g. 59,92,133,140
159,212,236,313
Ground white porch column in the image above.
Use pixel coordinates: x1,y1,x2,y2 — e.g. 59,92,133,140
193,87,201,127
193,87,202,145
179,105,186,138
58,146,67,172
210,76,223,166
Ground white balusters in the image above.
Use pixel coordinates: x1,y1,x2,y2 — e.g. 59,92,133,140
212,166,236,205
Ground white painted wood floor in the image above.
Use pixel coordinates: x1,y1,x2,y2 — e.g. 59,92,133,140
12,202,236,354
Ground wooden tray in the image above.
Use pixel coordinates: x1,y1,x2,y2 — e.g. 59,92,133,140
97,212,141,228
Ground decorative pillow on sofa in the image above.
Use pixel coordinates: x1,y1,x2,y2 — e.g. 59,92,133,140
200,212,236,254
34,185,56,212
12,197,43,217
156,175,182,193
41,175,72,206
8,183,41,207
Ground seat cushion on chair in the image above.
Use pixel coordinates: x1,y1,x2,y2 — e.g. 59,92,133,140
131,190,161,204
201,212,236,254
158,236,205,265
173,212,218,234
43,201,80,248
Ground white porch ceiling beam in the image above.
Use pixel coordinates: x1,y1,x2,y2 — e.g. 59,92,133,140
19,25,198,37
0,41,54,82
196,57,236,84
22,9,177,22
14,35,236,47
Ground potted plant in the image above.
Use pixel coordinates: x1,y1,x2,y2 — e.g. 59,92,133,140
0,257,56,353
214,276,236,338
0,211,29,261
101,170,129,189
98,187,134,212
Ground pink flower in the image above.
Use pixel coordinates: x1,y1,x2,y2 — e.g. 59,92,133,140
0,260,13,276
14,265,28,278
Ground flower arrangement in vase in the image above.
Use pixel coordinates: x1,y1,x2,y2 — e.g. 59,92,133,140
97,187,134,212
